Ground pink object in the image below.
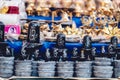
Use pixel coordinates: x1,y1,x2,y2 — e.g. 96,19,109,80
5,25,21,34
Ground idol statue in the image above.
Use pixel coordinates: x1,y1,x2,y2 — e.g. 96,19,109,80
110,36,118,49
83,35,92,49
27,21,40,43
56,33,66,48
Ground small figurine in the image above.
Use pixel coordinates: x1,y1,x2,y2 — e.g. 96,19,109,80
6,46,11,57
83,35,92,49
20,42,27,60
26,6,33,16
36,6,42,16
63,49,67,58
81,50,85,59
46,48,51,59
111,36,118,48
101,46,105,54
92,47,96,56
59,56,63,62
34,49,39,60
108,36,118,59
27,21,40,43
56,33,66,48
73,47,78,57
53,48,58,58
108,44,115,54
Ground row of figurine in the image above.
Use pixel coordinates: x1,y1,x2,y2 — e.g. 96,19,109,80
25,0,120,17
18,34,120,61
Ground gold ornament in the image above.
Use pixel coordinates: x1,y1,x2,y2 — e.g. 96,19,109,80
0,6,9,14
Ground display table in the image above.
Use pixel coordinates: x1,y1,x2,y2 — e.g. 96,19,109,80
8,76,119,80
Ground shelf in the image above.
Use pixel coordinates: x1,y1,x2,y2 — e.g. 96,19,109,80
7,76,119,80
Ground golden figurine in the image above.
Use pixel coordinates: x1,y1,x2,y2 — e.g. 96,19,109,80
19,34,27,40
36,6,42,16
102,25,120,38
26,6,33,16
74,0,85,17
74,3,83,17
60,0,72,8
40,24,50,32
41,7,50,16
23,23,29,30
22,29,28,34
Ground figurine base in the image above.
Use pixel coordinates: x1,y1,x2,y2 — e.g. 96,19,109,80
71,57,79,61
116,48,120,59
84,49,94,61
24,43,42,60
96,53,109,57
51,47,67,61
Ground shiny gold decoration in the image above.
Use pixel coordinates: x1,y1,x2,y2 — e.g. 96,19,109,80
61,0,72,8
23,23,29,29
26,6,33,15
19,34,27,40
36,6,42,16
22,29,28,34
103,26,120,38
41,7,50,16
40,24,50,32
0,6,9,14
81,16,92,28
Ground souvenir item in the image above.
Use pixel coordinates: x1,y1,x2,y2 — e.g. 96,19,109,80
63,49,67,58
81,50,85,59
83,35,92,49
63,49,67,61
27,21,40,43
56,33,66,48
101,46,105,54
46,48,51,61
111,36,118,48
0,22,5,42
91,47,96,57
73,47,78,57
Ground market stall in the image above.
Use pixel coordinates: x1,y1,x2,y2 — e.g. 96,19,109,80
0,0,120,80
